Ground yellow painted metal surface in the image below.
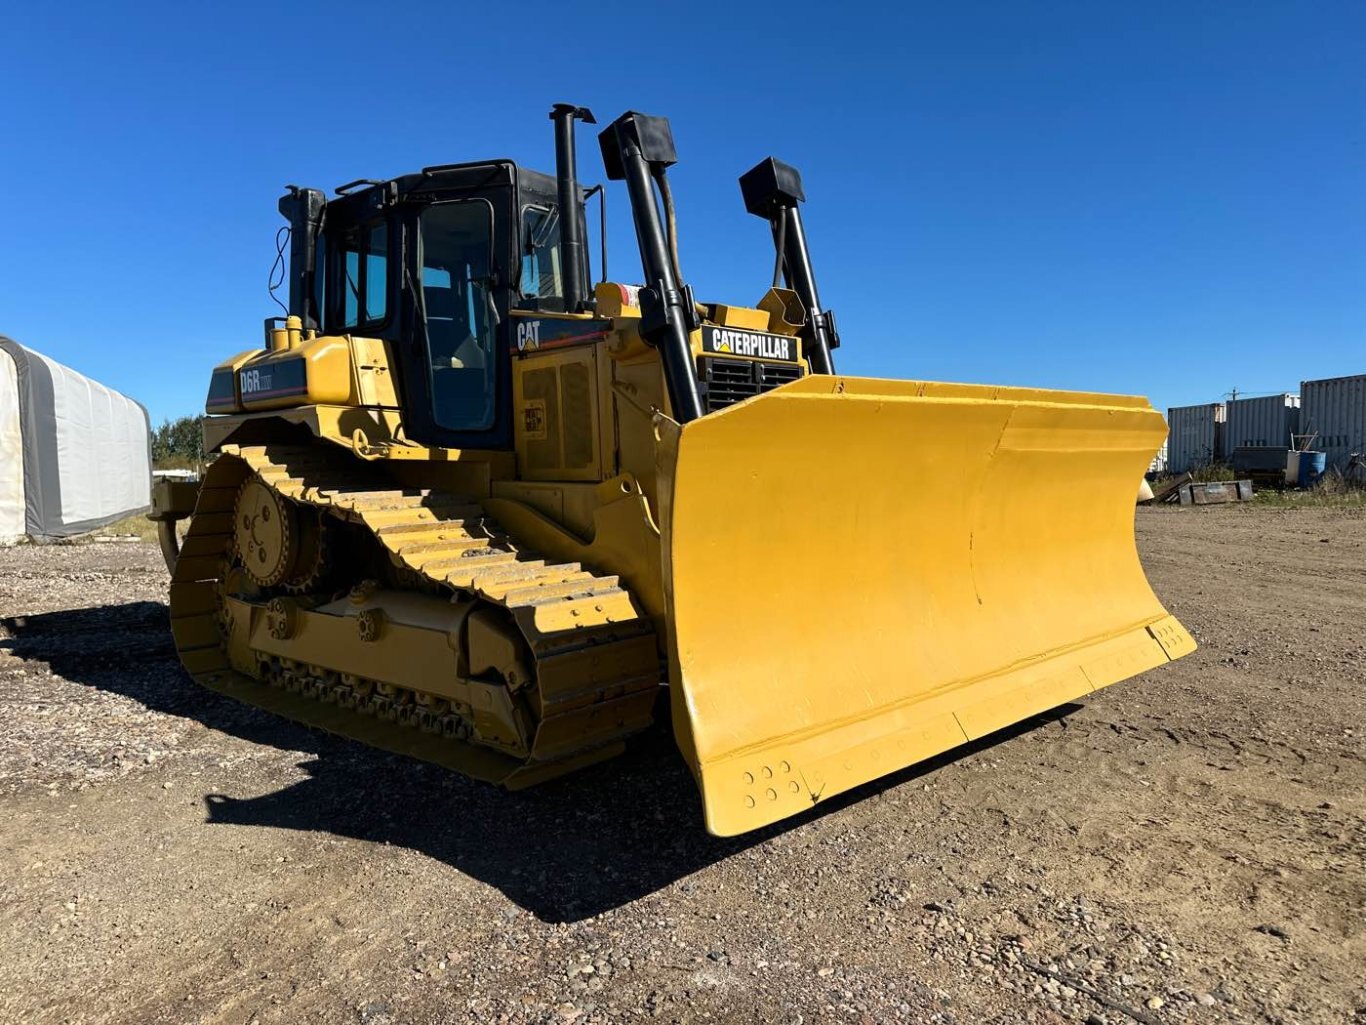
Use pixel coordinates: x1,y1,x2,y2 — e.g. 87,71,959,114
205,349,263,414
238,335,354,411
709,304,770,330
512,345,603,482
351,336,401,408
187,276,1192,835
656,375,1195,836
223,332,400,414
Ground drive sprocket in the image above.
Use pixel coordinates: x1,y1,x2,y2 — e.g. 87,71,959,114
233,477,323,589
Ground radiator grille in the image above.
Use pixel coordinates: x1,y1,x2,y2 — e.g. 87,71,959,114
699,357,804,412
560,362,594,469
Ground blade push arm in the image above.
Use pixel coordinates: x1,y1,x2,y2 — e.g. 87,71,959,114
739,158,839,375
598,112,706,424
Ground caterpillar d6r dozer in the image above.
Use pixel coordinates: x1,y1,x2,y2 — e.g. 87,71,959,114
151,105,1194,836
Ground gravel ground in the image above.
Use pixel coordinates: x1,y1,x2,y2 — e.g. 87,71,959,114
0,507,1362,1025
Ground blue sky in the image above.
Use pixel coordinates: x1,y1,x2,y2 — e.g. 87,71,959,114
2,2,1361,425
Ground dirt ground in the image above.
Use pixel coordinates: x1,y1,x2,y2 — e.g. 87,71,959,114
0,506,1362,1025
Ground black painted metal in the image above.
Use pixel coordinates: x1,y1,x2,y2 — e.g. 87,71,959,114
278,186,326,330
549,103,595,313
739,157,838,375
774,206,836,374
598,112,705,423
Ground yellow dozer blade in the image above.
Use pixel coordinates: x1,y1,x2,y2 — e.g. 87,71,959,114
656,375,1194,836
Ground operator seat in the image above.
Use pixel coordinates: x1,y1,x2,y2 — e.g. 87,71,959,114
423,283,492,427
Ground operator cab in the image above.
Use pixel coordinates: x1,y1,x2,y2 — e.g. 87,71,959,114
279,160,592,451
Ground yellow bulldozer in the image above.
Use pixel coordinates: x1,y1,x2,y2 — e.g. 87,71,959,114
150,105,1193,836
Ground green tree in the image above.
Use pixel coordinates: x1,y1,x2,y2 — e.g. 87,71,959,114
151,415,205,470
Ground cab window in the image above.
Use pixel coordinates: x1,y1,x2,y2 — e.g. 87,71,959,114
418,201,497,432
338,221,388,328
520,206,563,303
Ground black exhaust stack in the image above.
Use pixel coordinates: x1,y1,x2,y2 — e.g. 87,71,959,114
550,103,595,314
599,111,705,424
739,158,838,374
278,186,327,331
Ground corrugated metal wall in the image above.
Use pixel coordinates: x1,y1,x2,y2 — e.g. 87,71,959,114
1225,394,1300,451
1300,374,1366,471
1166,403,1225,473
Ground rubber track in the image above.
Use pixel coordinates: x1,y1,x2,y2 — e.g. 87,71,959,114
166,443,660,785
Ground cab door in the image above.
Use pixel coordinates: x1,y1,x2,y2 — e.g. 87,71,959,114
398,186,516,451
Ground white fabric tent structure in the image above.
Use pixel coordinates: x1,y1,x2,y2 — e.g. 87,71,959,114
0,336,152,542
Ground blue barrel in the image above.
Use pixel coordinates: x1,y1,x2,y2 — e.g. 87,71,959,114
1298,451,1327,487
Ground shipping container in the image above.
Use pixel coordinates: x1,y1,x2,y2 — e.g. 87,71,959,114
1300,374,1366,472
1225,393,1299,451
1166,403,1225,473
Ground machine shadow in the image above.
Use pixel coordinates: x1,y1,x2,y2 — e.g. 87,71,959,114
0,601,337,754
2,599,1081,923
